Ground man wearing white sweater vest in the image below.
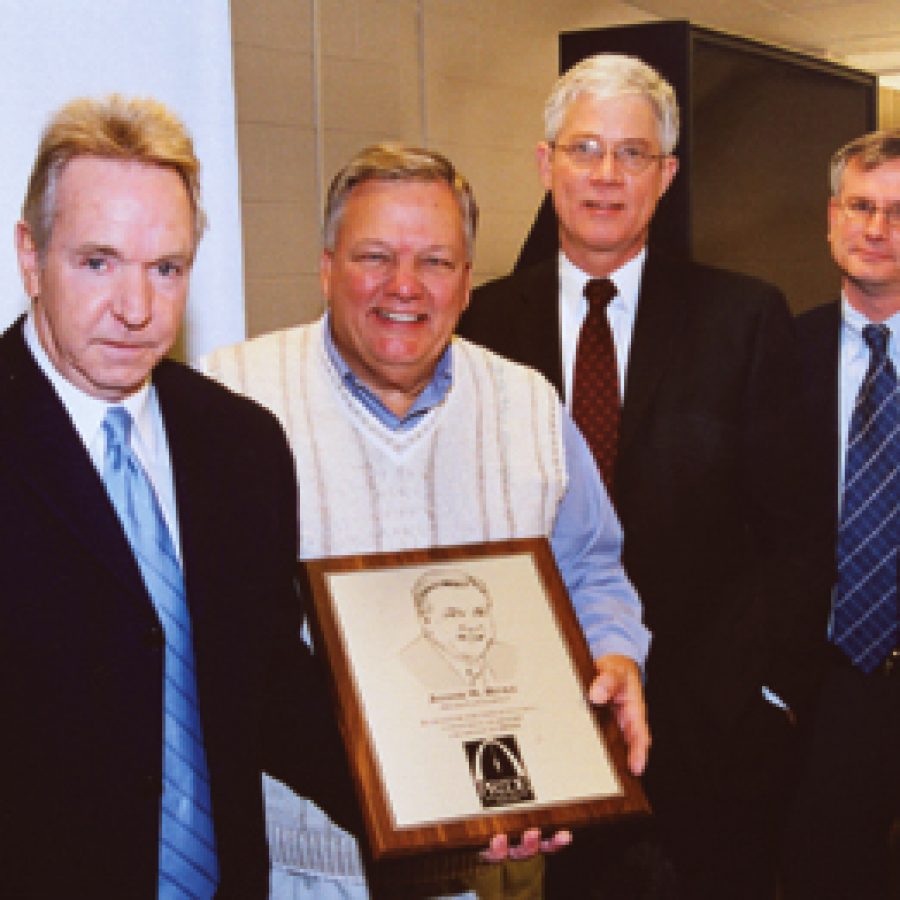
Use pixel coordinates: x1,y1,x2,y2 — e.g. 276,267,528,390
202,143,649,900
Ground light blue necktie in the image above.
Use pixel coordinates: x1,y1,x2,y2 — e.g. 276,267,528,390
833,324,899,673
102,407,219,898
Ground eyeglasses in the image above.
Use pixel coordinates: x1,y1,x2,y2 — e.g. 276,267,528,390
837,197,900,231
549,138,667,175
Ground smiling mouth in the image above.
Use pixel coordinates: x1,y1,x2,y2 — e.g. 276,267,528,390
375,309,427,324
584,199,625,213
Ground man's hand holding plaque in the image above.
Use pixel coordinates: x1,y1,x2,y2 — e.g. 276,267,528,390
590,654,651,776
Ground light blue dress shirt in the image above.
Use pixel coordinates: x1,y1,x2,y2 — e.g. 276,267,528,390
838,297,900,494
323,316,650,666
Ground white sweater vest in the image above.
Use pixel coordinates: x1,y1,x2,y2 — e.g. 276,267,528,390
202,319,568,891
204,318,568,559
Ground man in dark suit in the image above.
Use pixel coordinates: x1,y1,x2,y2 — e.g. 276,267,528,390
458,54,825,898
0,95,358,899
783,130,899,900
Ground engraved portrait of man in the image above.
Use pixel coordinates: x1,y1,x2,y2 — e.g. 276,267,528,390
398,569,517,695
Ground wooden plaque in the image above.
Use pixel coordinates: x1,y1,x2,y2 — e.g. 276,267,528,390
300,537,649,860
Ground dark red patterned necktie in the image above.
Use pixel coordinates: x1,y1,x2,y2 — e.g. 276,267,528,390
572,278,620,494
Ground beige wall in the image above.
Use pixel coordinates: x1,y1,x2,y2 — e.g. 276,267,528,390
231,0,652,337
231,0,892,339
879,86,900,128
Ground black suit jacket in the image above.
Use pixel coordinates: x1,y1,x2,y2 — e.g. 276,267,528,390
0,319,356,899
796,301,841,570
459,253,827,752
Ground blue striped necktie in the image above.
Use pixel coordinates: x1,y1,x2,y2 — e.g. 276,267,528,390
833,324,899,673
102,407,219,898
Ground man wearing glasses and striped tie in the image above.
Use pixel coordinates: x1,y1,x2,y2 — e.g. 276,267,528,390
784,129,899,900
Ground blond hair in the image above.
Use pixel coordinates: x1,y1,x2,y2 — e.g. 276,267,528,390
22,93,205,254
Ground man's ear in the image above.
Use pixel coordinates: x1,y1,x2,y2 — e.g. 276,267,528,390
319,249,333,305
460,261,472,313
536,142,554,191
827,196,839,241
16,221,41,299
658,155,679,199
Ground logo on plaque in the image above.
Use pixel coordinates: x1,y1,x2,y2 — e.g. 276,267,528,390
465,735,535,808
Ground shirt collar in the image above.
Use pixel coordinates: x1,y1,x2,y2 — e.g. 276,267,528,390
322,311,454,431
841,292,900,350
24,308,157,460
559,246,646,316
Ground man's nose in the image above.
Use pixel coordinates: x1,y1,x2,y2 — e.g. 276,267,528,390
864,207,891,239
113,265,152,327
586,148,621,181
384,258,422,296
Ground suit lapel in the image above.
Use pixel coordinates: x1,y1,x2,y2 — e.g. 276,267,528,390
618,251,688,459
801,302,842,537
0,319,148,598
807,304,840,467
153,362,242,737
153,362,213,628
511,257,565,393
512,252,687,466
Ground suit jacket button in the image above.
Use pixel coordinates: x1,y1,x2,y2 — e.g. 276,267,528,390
91,663,108,682
144,773,161,798
145,625,164,650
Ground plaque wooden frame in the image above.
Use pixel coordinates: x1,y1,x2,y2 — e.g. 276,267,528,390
301,537,649,860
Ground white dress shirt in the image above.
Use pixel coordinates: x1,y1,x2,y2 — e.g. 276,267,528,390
558,246,646,406
23,311,182,558
557,251,798,712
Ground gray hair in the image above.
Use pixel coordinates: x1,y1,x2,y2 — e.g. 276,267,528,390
829,128,900,197
322,142,478,260
543,53,680,154
412,569,490,620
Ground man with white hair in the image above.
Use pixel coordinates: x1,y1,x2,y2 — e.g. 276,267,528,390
459,53,825,898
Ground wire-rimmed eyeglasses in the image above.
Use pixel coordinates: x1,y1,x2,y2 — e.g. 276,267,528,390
549,138,668,175
837,197,900,232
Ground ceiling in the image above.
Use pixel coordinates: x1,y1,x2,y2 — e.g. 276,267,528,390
627,0,900,88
